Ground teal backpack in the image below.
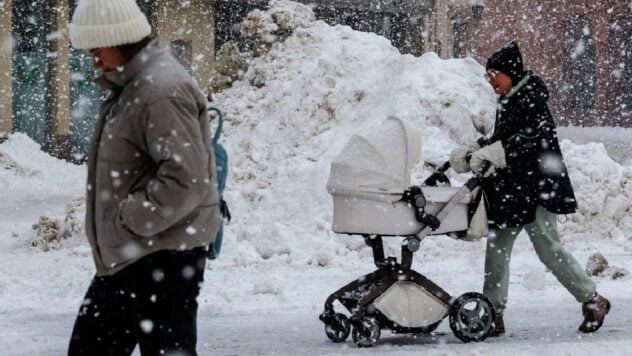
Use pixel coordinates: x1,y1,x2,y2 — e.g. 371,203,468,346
207,106,231,259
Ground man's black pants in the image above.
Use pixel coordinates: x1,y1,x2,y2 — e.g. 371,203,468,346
68,247,207,356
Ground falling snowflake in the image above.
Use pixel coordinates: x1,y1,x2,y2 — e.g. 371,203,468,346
139,319,154,334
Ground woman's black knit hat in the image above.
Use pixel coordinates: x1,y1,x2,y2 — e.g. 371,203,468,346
486,40,525,84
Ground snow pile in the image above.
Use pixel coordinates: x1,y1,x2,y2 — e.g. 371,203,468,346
585,252,629,280
561,141,632,241
0,133,86,252
0,133,85,194
240,0,315,40
211,0,496,267
28,196,86,251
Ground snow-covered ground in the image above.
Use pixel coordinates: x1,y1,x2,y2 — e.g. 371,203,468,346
1,1,631,355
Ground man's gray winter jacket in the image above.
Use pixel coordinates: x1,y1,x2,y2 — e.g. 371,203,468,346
86,39,220,276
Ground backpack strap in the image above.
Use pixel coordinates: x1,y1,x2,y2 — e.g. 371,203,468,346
208,106,223,145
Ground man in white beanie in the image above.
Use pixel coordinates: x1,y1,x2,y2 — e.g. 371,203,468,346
67,1,221,355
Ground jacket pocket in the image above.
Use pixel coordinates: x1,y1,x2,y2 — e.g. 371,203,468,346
99,210,149,270
112,211,139,245
159,203,221,244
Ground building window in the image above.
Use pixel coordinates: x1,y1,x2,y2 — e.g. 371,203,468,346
214,0,267,53
67,0,108,156
562,14,596,110
386,13,415,55
137,0,154,20
452,17,466,58
608,14,632,118
171,39,193,74
214,1,424,56
11,0,53,151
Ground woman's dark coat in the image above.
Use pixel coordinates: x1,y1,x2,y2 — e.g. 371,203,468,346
482,71,578,229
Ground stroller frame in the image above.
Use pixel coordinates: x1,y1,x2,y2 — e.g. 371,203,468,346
319,162,496,347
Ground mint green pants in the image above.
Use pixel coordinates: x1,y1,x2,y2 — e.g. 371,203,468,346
483,207,596,314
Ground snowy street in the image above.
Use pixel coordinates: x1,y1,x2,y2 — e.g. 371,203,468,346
5,303,632,356
2,256,632,356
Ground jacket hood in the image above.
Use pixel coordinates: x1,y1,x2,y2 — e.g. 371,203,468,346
523,71,549,102
487,40,525,85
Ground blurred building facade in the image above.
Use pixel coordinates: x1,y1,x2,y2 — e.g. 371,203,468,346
216,0,632,127
215,0,436,56
470,0,632,127
1,0,631,159
1,0,215,159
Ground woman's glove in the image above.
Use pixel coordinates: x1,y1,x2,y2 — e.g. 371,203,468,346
470,140,506,174
449,140,484,173
449,147,472,173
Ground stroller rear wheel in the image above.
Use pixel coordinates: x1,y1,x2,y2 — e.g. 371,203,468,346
351,317,381,347
448,292,495,343
324,313,351,342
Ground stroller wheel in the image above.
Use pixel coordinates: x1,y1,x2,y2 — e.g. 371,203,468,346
351,317,381,347
448,292,495,343
324,313,351,342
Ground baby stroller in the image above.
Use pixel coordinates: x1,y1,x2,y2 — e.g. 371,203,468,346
319,117,495,347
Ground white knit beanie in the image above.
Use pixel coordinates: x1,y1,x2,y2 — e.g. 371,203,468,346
69,0,152,49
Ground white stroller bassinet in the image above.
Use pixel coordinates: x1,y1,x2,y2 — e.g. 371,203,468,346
319,117,496,347
326,117,470,236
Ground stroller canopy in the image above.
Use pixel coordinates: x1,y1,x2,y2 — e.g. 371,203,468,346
327,117,421,198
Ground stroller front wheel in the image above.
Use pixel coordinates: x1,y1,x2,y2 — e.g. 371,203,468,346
351,317,381,347
448,292,495,343
324,313,351,342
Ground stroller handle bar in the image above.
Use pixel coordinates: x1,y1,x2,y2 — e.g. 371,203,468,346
416,160,492,239
423,161,451,187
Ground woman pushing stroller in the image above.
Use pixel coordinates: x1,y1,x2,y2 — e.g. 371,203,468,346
450,40,610,336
